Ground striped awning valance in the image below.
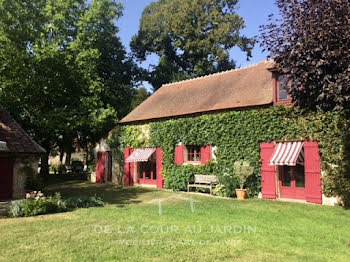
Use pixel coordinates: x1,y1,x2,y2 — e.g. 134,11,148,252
126,148,156,163
269,142,304,166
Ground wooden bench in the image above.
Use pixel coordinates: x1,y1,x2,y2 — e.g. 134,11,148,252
188,175,218,195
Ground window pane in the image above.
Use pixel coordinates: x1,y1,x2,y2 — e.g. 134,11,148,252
278,75,289,100
295,164,305,188
281,166,292,187
138,162,145,179
139,154,157,180
186,146,201,162
188,152,194,161
195,149,201,161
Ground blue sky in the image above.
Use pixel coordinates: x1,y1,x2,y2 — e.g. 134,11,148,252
116,0,279,88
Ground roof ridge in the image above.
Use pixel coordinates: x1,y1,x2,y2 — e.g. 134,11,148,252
162,60,273,87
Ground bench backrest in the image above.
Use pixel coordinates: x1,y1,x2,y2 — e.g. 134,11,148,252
194,174,218,184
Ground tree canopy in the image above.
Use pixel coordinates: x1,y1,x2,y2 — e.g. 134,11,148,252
260,0,350,111
0,0,134,171
131,87,151,110
131,0,255,91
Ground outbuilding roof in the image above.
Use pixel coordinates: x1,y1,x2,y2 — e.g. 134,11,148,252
0,105,46,154
120,60,275,124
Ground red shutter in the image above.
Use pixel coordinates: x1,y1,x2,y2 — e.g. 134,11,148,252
124,148,134,186
304,141,322,204
96,152,105,183
260,143,276,199
201,145,211,164
129,149,134,186
174,145,184,164
156,147,164,189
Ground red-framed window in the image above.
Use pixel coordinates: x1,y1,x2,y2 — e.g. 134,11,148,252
185,146,201,163
274,74,293,105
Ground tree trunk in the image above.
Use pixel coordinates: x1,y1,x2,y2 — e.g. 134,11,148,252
40,153,50,176
59,150,64,163
65,151,72,166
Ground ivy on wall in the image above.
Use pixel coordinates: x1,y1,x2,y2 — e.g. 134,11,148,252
108,106,350,203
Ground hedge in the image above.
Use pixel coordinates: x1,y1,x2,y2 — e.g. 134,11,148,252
108,106,350,204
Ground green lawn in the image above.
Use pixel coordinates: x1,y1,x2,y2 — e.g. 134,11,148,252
0,178,349,262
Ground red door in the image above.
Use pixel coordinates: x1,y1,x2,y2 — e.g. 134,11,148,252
0,157,14,199
124,148,134,186
260,143,276,199
96,152,105,183
279,164,306,200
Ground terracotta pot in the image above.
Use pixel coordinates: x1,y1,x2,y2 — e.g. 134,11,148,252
235,189,247,200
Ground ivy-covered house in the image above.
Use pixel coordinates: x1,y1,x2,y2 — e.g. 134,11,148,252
96,60,350,206
0,105,46,200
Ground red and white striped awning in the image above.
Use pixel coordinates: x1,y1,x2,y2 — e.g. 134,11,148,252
126,148,156,163
269,142,304,166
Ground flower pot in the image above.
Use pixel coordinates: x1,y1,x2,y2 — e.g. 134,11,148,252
235,189,247,200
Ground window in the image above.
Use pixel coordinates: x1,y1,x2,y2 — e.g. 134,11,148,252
276,75,293,104
278,75,289,100
185,146,201,162
138,153,156,180
281,166,292,187
295,164,305,188
280,164,305,188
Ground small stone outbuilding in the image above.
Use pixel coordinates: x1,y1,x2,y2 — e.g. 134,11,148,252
0,105,46,199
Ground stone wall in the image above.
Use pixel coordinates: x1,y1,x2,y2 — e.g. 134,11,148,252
111,160,123,185
12,156,39,199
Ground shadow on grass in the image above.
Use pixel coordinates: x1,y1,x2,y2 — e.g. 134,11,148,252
43,175,157,207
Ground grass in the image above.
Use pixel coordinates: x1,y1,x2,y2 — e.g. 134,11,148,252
0,177,349,262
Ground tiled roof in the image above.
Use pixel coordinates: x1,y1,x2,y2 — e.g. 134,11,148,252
0,105,46,154
120,60,275,124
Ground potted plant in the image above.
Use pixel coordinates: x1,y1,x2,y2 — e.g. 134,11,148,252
233,161,254,200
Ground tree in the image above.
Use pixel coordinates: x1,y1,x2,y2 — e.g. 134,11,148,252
131,0,255,91
70,0,134,160
260,0,350,111
0,0,134,173
131,87,151,109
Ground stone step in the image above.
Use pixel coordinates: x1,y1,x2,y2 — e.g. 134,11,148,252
0,202,9,217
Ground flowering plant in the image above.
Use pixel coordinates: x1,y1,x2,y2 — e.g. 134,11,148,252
25,191,46,200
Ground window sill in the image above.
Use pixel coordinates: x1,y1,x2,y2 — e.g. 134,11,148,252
274,100,292,106
183,162,202,166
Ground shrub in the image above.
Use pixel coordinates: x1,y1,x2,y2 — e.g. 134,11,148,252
22,199,56,217
7,193,104,218
213,184,232,197
216,171,239,197
8,200,25,218
49,163,58,173
22,193,62,217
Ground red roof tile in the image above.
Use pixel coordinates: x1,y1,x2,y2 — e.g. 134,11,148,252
120,60,275,124
0,105,46,154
